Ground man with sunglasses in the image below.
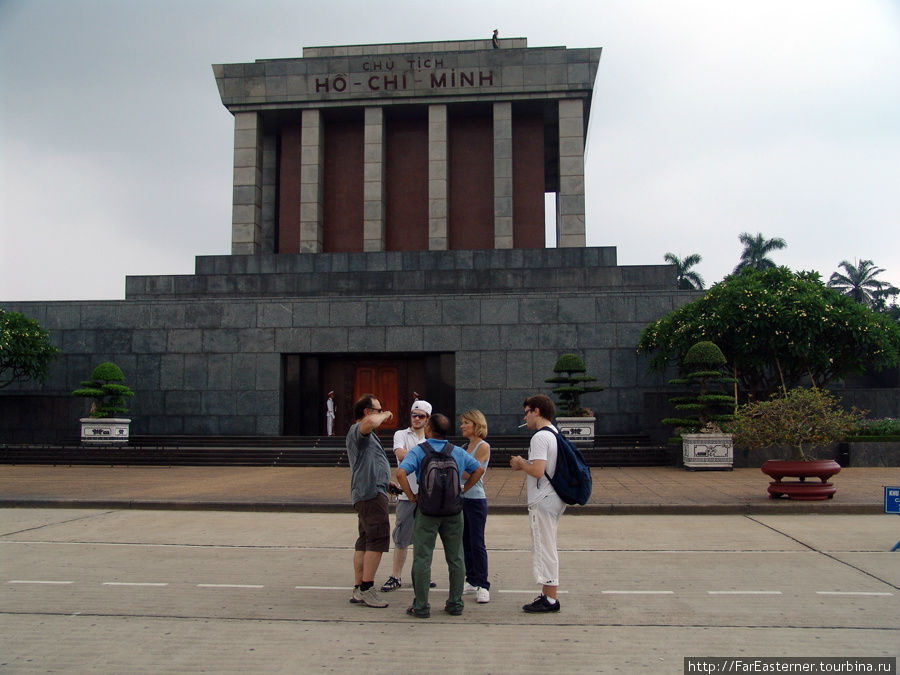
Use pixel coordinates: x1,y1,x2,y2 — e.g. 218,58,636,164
380,398,432,593
510,393,566,613
347,393,394,608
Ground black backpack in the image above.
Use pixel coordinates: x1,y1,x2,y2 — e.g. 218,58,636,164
416,442,462,517
539,427,592,506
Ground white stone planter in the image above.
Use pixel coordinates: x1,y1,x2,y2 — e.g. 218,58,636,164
556,417,595,446
80,418,131,444
682,432,733,469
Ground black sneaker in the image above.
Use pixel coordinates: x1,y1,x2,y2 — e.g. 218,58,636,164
522,594,561,613
380,576,401,592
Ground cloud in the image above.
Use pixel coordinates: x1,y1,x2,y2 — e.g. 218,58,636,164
1,0,899,302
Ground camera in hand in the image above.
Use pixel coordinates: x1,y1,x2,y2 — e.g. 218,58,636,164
388,484,403,495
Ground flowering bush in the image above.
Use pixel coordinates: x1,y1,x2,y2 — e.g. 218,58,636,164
850,417,900,438
0,309,59,389
637,268,900,399
728,387,864,460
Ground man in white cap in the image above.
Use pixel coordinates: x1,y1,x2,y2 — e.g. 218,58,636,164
380,397,432,592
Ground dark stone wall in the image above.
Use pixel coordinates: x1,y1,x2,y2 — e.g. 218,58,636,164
125,247,660,300
4,248,894,445
1,247,688,442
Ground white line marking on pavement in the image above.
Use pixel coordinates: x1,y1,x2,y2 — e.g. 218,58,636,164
602,590,674,595
9,580,74,585
292,586,573,595
197,584,264,589
816,591,893,596
102,582,169,587
496,589,569,595
708,591,783,595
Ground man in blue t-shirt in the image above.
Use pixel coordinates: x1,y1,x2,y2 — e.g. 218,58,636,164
397,413,484,618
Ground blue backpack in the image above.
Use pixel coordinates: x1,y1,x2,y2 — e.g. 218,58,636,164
539,427,592,506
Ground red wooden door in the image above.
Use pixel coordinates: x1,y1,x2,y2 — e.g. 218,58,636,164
354,365,399,431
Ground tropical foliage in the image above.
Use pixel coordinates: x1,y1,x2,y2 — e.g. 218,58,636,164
827,259,899,310
637,267,900,399
72,361,135,418
662,341,736,433
734,232,786,274
664,252,705,290
545,353,603,416
0,309,60,389
728,387,863,461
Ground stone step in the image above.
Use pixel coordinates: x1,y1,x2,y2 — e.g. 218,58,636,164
0,436,672,468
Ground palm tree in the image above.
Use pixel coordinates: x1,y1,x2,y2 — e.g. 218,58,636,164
827,259,891,308
664,252,704,290
733,232,787,273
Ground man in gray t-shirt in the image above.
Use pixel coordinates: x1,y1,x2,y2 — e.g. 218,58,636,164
346,394,394,608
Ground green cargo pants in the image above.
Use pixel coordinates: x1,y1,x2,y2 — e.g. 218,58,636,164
411,509,466,614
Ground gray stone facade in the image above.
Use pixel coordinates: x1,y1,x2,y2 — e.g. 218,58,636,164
1,248,690,443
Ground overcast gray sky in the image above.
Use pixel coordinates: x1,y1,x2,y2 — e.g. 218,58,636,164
1,0,898,301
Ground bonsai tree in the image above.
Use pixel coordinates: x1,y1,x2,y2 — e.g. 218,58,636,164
729,387,863,461
0,309,59,389
545,353,603,416
663,341,736,434
72,361,134,418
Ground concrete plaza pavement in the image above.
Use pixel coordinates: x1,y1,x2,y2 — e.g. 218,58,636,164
1,464,900,513
1,507,898,673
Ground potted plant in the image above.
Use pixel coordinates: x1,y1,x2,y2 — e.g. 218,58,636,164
663,341,737,469
729,387,864,500
545,353,603,444
72,361,134,444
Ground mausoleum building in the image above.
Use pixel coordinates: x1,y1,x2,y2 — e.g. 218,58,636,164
1,39,690,442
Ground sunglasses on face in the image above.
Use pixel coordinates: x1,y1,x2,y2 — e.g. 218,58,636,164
410,413,427,420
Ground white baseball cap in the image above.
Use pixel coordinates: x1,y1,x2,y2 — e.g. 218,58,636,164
411,400,432,416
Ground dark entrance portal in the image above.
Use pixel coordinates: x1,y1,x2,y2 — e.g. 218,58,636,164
283,352,455,437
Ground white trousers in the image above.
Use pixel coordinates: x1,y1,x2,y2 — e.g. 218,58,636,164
528,492,566,587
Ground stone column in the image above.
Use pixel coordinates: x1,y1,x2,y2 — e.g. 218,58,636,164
363,107,385,251
231,112,263,255
428,104,448,250
493,102,513,249
557,98,587,247
299,108,324,253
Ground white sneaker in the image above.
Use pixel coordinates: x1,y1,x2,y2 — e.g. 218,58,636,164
476,587,490,603
463,582,478,595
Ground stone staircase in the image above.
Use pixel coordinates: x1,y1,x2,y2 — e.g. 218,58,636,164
0,434,673,467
